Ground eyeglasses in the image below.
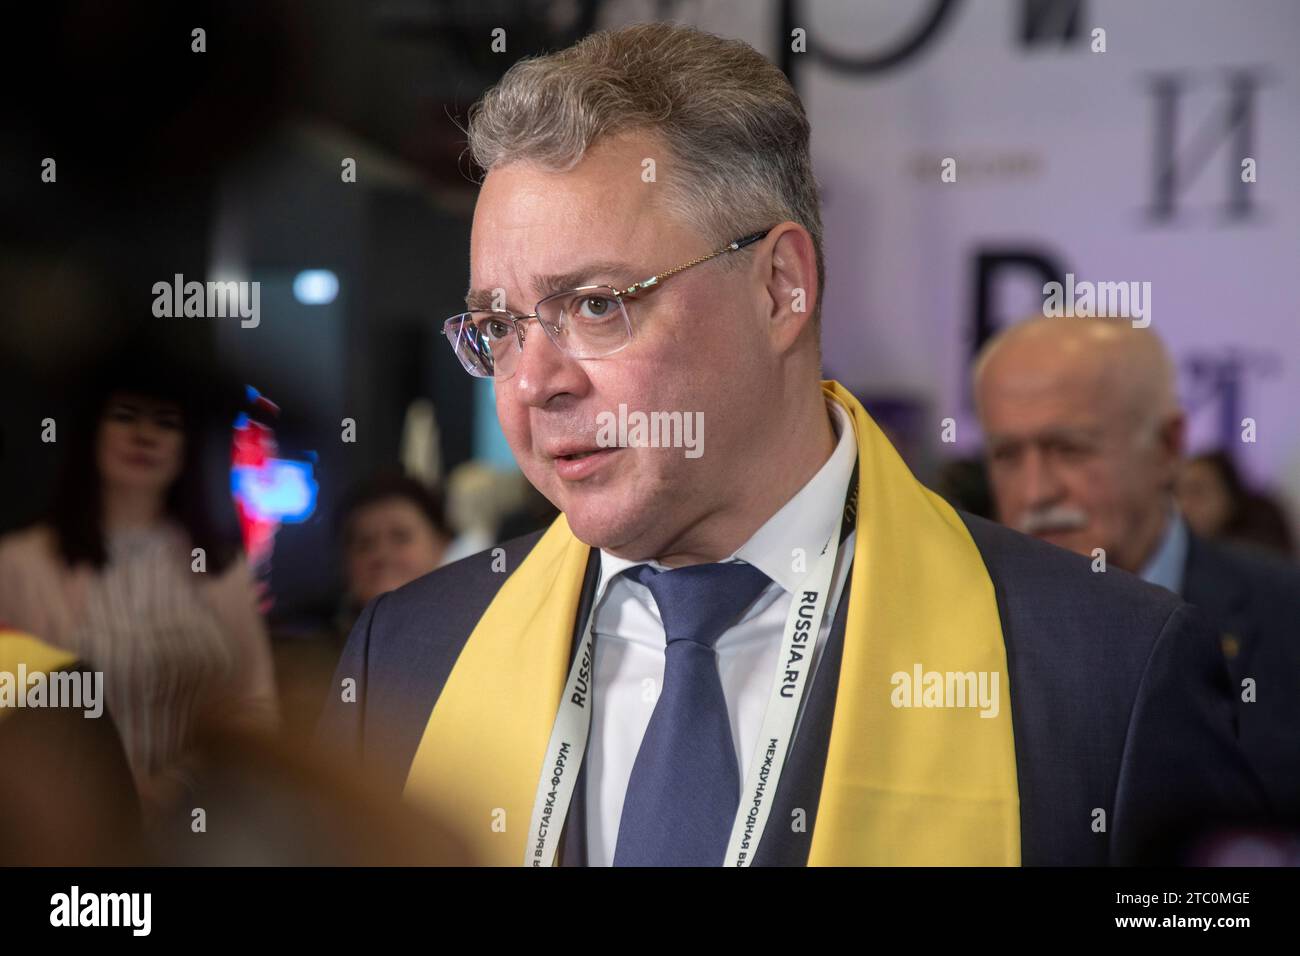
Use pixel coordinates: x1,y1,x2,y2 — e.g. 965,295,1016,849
443,227,774,380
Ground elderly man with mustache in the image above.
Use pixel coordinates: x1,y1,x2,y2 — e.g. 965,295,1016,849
975,316,1300,819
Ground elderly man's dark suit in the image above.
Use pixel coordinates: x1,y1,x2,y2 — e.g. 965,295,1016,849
1181,534,1300,818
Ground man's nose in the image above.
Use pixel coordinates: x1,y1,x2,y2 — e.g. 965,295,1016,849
1021,446,1065,508
510,320,587,406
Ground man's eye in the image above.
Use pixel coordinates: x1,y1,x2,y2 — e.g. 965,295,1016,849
574,296,617,321
1053,442,1090,460
476,317,512,340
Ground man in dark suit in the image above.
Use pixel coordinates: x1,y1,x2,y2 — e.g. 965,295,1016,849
975,314,1300,819
1184,535,1300,816
318,22,1269,865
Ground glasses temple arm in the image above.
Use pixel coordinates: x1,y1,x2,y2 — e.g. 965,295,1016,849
613,227,774,297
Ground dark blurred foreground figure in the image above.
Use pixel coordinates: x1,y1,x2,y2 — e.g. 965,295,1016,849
975,317,1300,816
0,629,470,864
1178,451,1296,558
0,629,142,864
322,22,1271,866
0,349,278,826
143,730,474,865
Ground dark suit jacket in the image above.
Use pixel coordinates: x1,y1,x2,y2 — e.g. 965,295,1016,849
316,512,1271,865
1182,534,1300,816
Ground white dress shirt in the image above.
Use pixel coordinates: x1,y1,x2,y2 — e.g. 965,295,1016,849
583,398,859,865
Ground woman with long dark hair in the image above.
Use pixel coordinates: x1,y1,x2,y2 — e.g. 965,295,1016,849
1178,451,1297,558
0,349,278,822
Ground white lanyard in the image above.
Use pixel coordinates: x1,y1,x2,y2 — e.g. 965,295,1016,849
525,483,853,868
723,526,839,866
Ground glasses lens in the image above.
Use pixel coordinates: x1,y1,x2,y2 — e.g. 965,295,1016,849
445,312,517,378
537,288,630,359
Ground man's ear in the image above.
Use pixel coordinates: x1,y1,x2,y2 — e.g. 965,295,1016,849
762,223,818,352
1158,412,1186,484
1165,412,1186,458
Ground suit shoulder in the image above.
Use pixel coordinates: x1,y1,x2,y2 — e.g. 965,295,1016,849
955,511,1185,664
317,528,550,787
367,528,548,645
378,526,547,615
958,511,1182,615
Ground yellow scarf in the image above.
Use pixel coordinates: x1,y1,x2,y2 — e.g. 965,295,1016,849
405,381,1020,864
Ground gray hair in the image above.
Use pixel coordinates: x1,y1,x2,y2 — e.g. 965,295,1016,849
465,21,825,326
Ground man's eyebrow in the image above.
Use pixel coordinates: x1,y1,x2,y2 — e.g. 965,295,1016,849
532,261,640,296
1037,425,1102,442
465,260,641,311
464,288,497,310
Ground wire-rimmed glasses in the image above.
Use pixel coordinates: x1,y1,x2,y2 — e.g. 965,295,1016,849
443,227,773,380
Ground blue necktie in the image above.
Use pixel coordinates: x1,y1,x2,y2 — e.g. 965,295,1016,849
613,561,772,866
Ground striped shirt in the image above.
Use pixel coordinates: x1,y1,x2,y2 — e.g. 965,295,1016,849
0,522,278,781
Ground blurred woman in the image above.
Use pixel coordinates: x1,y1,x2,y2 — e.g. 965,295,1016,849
1178,452,1296,558
0,352,278,823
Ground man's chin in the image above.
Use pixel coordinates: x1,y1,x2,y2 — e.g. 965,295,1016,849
560,503,645,552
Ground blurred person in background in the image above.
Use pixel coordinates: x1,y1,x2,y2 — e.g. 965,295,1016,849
274,471,453,749
277,471,488,751
0,349,278,824
337,470,452,627
440,461,525,563
496,477,562,541
974,316,1300,815
1178,451,1296,558
931,456,994,520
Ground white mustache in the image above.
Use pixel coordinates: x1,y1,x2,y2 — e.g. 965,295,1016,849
1018,505,1088,536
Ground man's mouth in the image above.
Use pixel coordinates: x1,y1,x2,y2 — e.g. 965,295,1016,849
551,445,620,480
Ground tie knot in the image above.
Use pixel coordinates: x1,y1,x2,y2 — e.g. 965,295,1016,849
625,561,770,649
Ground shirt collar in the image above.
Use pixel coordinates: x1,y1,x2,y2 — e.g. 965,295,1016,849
594,396,858,603
1138,507,1189,595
